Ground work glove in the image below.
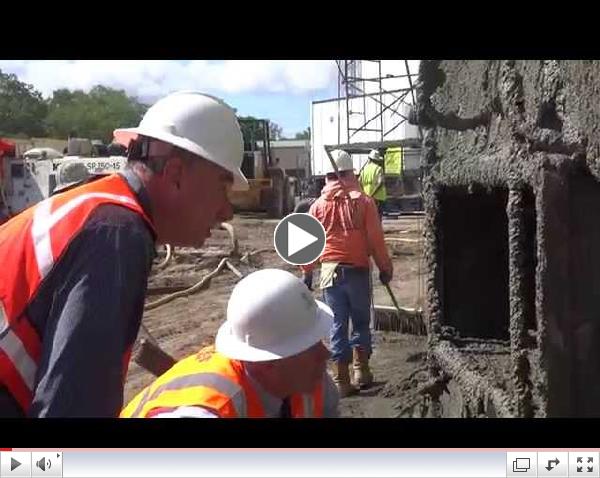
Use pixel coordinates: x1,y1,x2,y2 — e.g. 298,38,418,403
302,272,313,291
379,270,393,285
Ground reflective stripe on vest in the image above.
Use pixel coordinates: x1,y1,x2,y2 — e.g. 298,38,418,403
290,377,324,418
0,305,36,392
0,174,154,412
121,352,325,418
31,192,138,279
128,372,247,418
302,395,315,417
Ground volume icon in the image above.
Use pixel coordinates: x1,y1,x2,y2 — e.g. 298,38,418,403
36,457,51,471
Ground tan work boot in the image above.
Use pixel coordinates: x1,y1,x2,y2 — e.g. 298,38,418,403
352,347,374,389
331,361,358,397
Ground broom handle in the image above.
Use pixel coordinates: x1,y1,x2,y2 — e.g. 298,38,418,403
385,283,402,313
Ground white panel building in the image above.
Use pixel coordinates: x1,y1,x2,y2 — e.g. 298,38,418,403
311,60,421,177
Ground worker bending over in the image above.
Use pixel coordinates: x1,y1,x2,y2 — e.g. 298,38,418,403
0,91,247,417
121,269,339,418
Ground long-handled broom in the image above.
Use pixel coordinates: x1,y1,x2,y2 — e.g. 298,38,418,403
373,284,426,335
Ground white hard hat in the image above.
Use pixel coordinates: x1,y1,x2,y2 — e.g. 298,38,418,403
368,149,383,161
114,91,248,191
324,149,354,174
215,269,333,362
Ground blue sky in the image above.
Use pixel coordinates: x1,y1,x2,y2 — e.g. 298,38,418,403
0,60,340,138
221,91,337,136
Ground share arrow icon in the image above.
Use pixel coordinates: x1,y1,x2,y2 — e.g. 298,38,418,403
546,458,560,471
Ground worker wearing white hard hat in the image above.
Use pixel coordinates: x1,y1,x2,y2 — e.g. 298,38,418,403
121,269,340,418
368,149,383,162
359,149,387,218
114,91,248,192
113,90,248,247
0,90,249,418
300,148,393,397
323,149,355,174
292,147,352,214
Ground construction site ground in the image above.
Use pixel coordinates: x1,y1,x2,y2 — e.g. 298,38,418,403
124,215,430,418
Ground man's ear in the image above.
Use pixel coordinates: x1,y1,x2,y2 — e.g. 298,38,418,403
162,157,185,190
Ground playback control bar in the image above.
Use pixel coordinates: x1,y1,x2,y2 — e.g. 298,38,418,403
1,450,598,477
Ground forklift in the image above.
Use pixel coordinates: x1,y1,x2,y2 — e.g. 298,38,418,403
228,118,296,218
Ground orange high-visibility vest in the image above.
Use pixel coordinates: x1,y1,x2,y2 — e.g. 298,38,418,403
0,174,154,412
121,349,325,418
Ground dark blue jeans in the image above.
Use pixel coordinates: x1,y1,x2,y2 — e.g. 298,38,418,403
323,266,372,363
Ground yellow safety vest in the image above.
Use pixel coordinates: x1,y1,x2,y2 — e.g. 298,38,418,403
359,162,387,201
121,348,324,418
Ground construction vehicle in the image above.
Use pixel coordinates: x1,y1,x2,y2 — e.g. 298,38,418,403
1,118,298,221
228,118,297,218
0,138,126,220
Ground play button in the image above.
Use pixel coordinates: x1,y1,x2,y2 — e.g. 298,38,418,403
1,453,31,477
274,213,326,265
287,222,318,256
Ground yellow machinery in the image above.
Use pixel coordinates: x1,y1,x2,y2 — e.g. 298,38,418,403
228,118,296,218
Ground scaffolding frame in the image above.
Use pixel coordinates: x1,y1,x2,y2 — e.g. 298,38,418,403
334,60,420,146
331,60,425,311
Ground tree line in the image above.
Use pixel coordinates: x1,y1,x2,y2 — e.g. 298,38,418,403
0,69,308,143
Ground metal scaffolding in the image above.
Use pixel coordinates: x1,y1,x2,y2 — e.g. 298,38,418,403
334,60,420,147
333,60,425,308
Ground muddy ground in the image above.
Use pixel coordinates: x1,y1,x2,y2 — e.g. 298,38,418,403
124,215,430,417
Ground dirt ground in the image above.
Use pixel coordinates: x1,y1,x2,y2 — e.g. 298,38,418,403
124,214,430,417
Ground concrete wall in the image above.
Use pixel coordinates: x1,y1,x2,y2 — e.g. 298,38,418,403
418,60,600,417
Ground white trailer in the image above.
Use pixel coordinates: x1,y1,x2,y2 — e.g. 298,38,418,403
310,60,421,178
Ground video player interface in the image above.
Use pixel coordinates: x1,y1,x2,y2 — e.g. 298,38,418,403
0,449,596,477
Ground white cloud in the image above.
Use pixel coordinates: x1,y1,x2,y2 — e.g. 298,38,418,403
0,60,338,100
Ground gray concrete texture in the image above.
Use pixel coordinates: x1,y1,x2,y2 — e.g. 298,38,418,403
417,60,600,417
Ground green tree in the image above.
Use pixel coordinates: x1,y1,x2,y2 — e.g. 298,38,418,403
0,69,48,136
237,116,266,145
269,122,283,140
45,86,147,142
295,127,310,140
237,116,284,141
